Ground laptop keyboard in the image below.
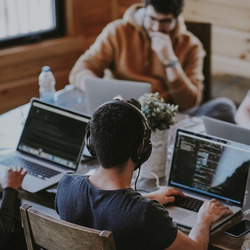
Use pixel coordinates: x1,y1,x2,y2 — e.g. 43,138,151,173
173,196,204,212
0,156,60,180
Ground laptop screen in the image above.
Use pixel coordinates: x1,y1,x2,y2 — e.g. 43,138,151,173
168,129,250,206
17,100,90,170
202,116,250,146
84,78,151,115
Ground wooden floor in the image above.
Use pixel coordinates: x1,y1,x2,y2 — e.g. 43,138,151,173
212,74,250,106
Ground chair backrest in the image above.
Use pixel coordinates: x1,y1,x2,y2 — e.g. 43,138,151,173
20,204,116,250
185,21,212,103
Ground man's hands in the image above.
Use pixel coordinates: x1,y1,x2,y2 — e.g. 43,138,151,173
150,32,176,65
145,187,186,205
198,199,233,226
1,167,27,190
146,187,232,226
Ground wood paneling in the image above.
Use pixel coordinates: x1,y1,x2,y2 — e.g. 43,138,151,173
183,0,250,32
213,26,250,61
213,55,250,78
1,0,250,114
78,1,113,37
117,0,138,17
0,37,85,113
183,0,250,78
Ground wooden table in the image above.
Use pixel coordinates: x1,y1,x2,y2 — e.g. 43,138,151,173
0,86,249,249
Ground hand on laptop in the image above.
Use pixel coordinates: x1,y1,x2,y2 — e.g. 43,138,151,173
198,199,233,225
1,167,27,190
145,187,186,205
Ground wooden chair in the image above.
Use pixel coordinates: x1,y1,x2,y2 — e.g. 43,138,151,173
20,204,116,250
185,21,212,103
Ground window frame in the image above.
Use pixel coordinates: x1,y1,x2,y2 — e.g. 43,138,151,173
0,0,65,48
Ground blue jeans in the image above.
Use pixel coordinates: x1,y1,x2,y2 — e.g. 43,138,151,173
184,97,237,123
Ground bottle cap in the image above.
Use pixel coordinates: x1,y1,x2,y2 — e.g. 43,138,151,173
42,66,51,72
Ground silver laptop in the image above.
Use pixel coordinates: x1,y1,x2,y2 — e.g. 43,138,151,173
202,116,250,145
165,129,250,231
0,98,91,193
83,78,151,115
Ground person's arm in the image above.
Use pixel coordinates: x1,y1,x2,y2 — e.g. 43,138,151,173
166,199,232,250
145,187,232,249
145,187,186,204
0,188,19,247
151,32,204,111
0,168,27,247
69,22,117,91
145,188,232,249
235,90,250,128
69,68,99,91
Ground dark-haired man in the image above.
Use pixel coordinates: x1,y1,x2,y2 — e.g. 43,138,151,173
69,0,236,122
55,99,232,250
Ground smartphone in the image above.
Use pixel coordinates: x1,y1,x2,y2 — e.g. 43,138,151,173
224,220,250,238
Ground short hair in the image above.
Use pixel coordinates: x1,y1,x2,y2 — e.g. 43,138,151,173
89,99,145,169
143,0,184,17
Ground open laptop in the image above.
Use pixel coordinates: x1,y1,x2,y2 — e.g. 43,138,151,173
0,98,91,193
202,116,250,145
165,129,250,231
83,78,151,115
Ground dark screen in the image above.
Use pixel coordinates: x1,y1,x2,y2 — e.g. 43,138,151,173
17,101,90,170
168,129,250,206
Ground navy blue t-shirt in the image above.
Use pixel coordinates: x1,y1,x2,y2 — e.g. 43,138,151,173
55,174,178,250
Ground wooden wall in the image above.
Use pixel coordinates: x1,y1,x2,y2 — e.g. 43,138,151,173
0,37,85,113
183,0,250,78
0,0,249,114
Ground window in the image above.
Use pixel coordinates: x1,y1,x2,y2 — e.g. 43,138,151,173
0,0,64,48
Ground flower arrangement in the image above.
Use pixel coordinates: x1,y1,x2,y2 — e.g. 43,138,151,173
138,92,178,131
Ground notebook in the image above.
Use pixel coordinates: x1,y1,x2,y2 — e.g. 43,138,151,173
165,129,250,231
83,78,151,115
0,98,91,193
202,116,250,146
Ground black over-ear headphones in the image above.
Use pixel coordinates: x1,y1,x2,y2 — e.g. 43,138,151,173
84,100,152,165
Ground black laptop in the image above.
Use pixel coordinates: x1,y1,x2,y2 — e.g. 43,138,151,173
166,129,250,231
0,98,91,193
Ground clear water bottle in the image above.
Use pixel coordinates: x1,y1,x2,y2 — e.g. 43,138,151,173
39,66,56,103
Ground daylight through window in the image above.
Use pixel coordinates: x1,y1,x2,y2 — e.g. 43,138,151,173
0,0,64,47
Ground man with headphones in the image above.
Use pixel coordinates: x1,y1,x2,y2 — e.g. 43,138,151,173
55,99,232,250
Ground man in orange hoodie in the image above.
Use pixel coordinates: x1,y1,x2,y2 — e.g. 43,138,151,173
69,0,236,122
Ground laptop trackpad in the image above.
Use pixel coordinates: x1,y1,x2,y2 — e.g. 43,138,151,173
166,206,195,228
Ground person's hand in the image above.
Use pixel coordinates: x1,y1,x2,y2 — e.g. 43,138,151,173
1,167,27,190
145,187,186,205
235,90,250,128
150,32,176,65
198,199,233,226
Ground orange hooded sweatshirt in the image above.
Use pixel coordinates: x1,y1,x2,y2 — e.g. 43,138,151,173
69,3,205,111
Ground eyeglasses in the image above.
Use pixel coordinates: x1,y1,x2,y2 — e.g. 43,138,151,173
145,15,175,27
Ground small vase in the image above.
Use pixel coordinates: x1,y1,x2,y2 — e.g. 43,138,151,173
140,129,169,179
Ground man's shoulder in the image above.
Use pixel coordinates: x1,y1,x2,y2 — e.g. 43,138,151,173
174,30,205,57
177,29,202,47
174,17,203,48
103,19,135,34
58,174,87,189
61,173,85,180
126,190,168,212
